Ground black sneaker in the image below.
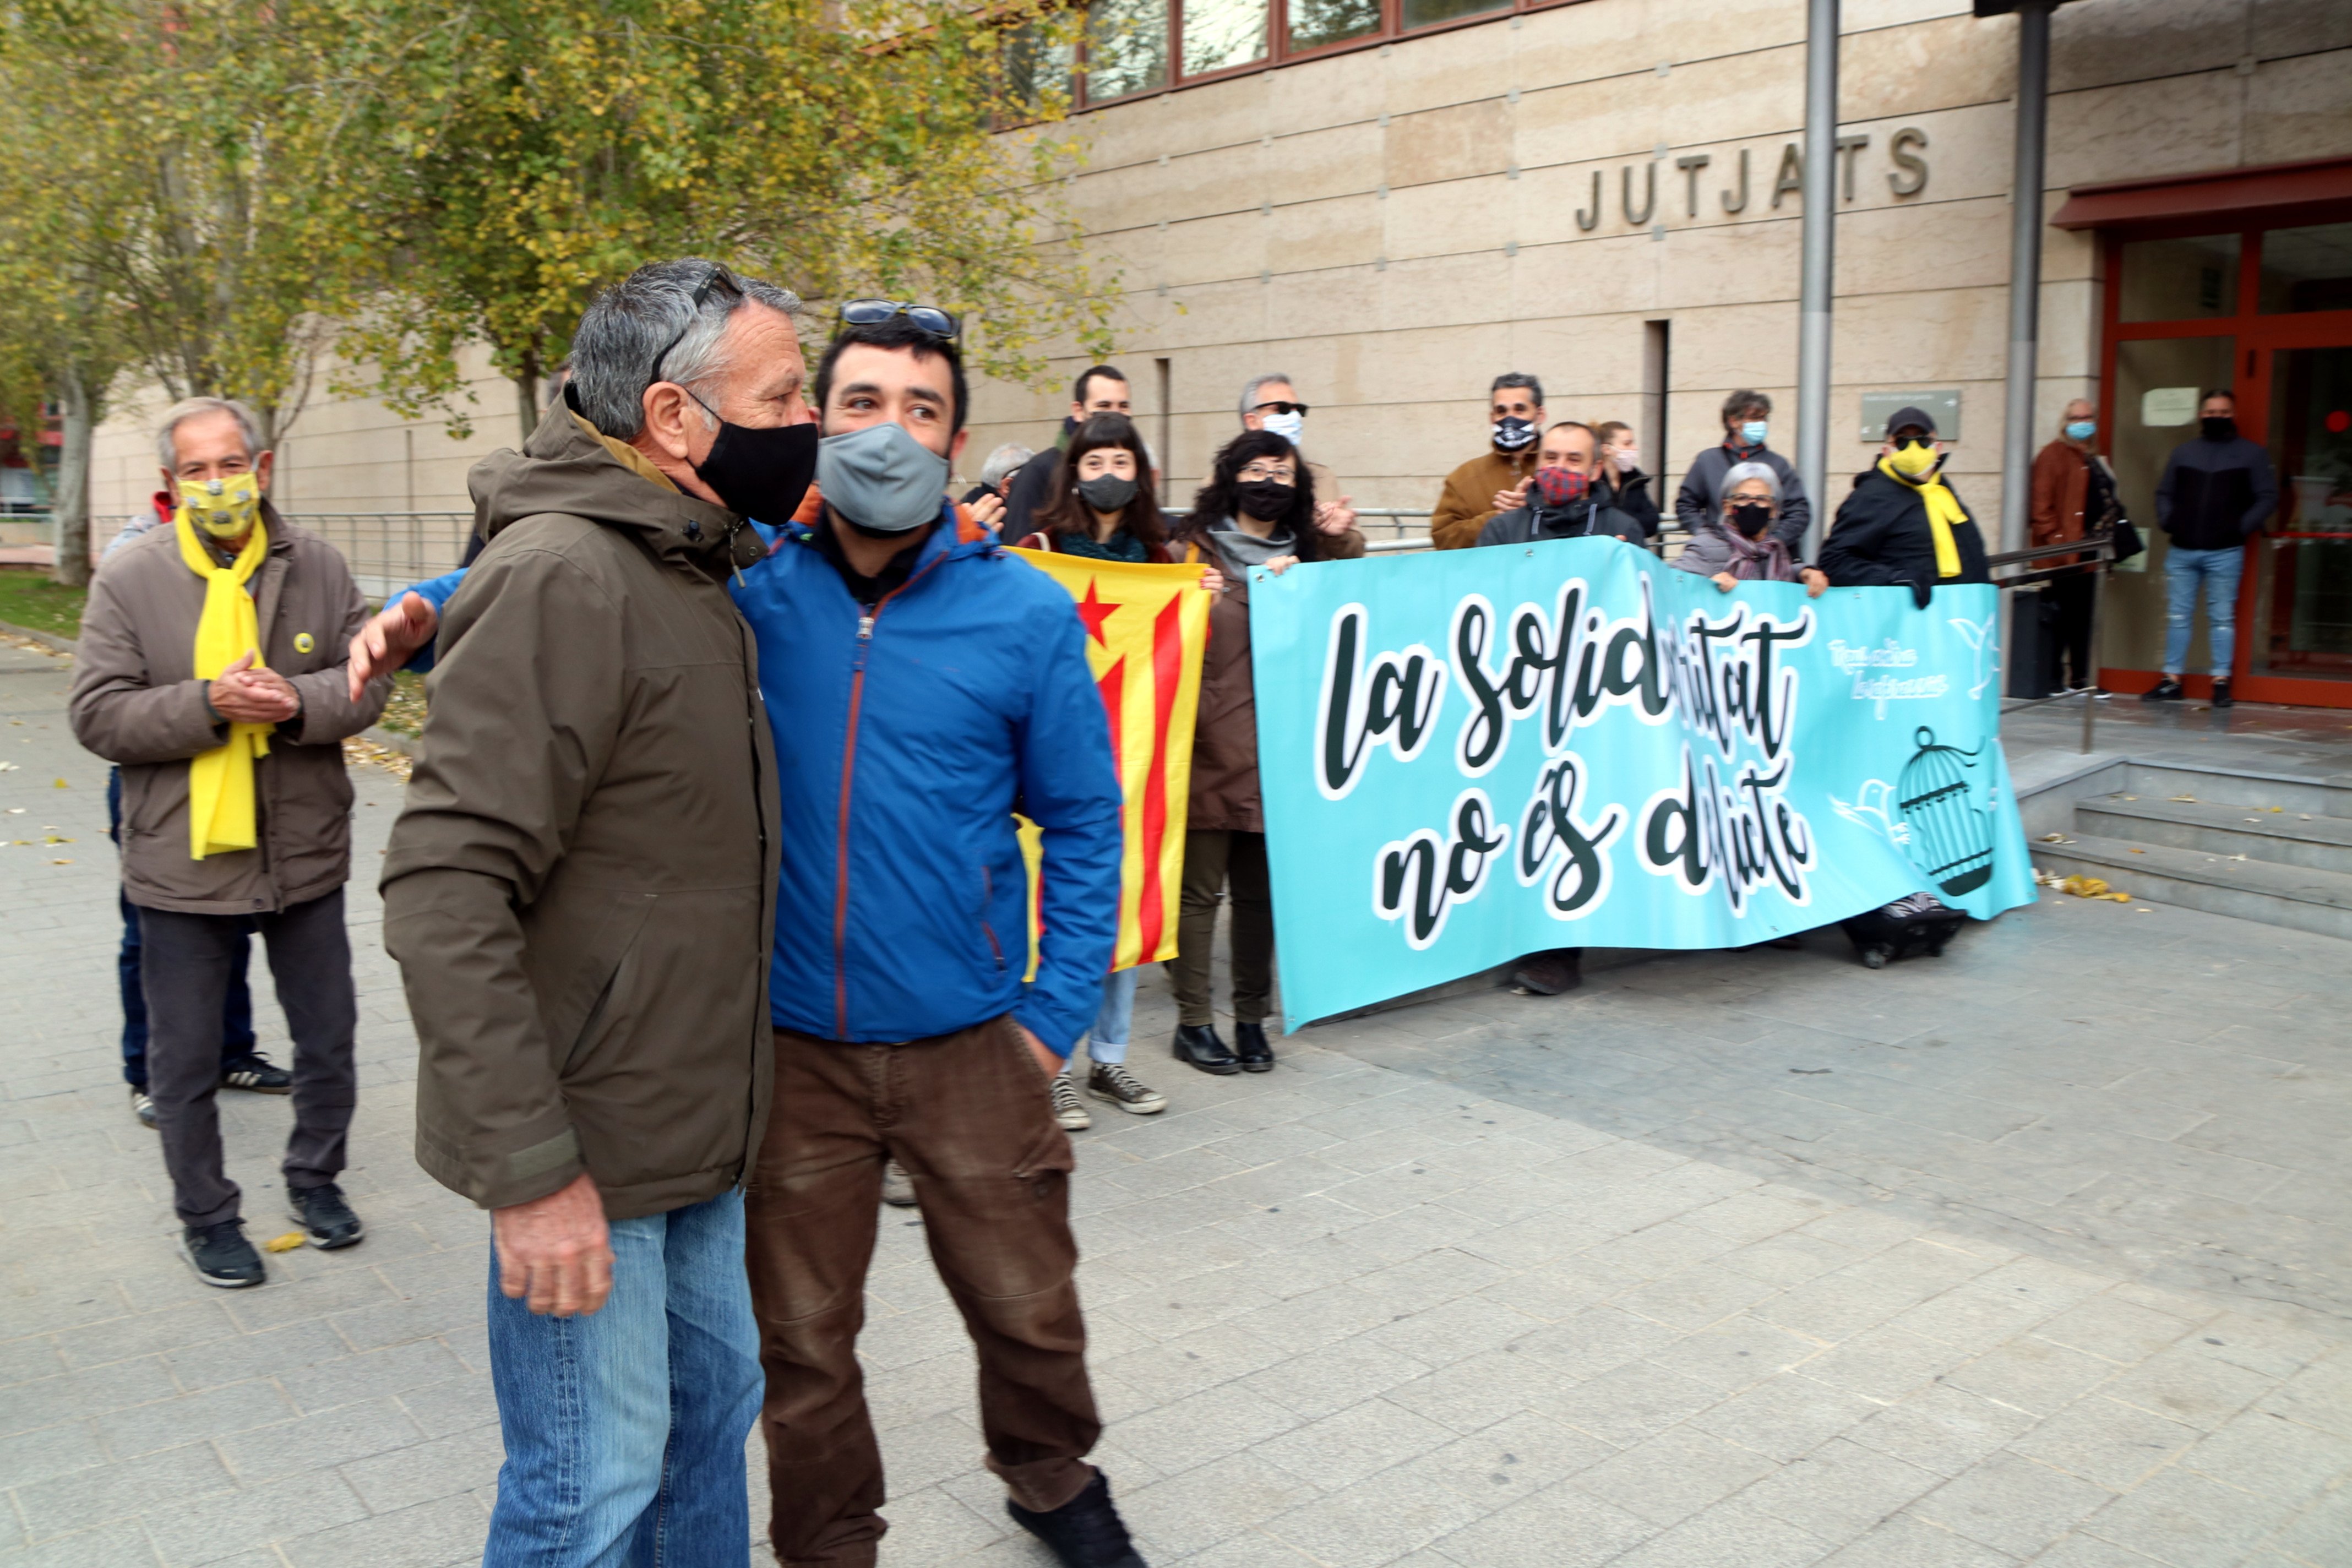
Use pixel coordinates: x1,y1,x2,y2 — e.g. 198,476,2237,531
179,1221,265,1288
288,1183,365,1249
2212,679,2235,709
130,1085,157,1130
2142,677,2184,703
1006,1472,1147,1568
221,1053,292,1094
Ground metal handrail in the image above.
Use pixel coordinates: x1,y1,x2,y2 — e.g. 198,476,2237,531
1987,531,2119,753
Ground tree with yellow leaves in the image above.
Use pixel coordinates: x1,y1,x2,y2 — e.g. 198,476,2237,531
334,0,1113,441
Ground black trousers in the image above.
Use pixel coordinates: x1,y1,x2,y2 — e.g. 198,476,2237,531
138,889,359,1229
2048,570,2098,690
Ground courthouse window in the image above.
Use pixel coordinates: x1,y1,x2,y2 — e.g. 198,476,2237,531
1072,0,1574,105
1087,0,1170,101
1183,0,1269,74
1287,0,1380,51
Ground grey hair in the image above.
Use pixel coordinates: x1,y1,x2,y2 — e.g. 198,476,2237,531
1723,460,1781,505
156,397,265,469
571,259,802,440
1239,373,1295,422
1490,372,1543,407
979,443,1033,489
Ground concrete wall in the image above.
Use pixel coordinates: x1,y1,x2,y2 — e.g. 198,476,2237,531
84,0,2352,662
960,0,2352,546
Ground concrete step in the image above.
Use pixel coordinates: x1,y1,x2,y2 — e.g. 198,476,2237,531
2074,793,2352,876
2033,832,2352,943
2117,760,2352,820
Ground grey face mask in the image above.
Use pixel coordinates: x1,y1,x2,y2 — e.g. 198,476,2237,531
815,420,951,535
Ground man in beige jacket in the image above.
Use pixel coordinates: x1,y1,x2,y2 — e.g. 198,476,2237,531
1430,372,1547,549
69,397,388,1289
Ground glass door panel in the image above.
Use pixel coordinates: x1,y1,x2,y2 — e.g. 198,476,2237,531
2101,335,2236,677
2252,344,2352,681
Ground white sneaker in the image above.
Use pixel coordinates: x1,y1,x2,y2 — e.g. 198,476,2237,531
881,1159,917,1207
1087,1061,1168,1116
1050,1073,1092,1131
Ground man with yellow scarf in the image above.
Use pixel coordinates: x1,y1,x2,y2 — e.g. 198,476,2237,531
69,398,389,1290
1817,406,1991,605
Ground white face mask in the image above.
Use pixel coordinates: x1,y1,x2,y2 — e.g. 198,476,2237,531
1260,409,1304,446
1610,445,1638,475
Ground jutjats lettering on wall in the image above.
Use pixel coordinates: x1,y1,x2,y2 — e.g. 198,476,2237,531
1249,538,2037,1030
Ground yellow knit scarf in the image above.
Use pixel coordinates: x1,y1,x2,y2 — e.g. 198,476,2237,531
1877,453,1965,578
175,511,273,858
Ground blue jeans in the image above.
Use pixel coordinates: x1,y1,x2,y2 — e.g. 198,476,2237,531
1075,967,1138,1066
483,1190,762,1568
2164,544,2244,678
110,768,255,1086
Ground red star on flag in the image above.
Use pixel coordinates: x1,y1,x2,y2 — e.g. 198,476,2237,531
1076,578,1120,645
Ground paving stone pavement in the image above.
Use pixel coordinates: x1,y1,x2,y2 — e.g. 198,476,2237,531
4,631,2351,1568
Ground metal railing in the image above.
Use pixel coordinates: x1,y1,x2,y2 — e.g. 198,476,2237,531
1986,532,2118,755
284,512,473,602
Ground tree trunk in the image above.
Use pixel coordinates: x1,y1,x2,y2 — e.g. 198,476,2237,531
50,368,92,589
514,345,542,444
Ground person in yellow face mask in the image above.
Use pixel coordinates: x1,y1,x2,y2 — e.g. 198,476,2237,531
1816,406,1991,606
68,396,390,1292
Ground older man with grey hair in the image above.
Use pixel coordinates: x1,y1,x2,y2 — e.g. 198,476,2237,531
373,258,812,1564
70,395,389,1289
1240,371,1355,537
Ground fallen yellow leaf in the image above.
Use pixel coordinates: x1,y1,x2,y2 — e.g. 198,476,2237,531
264,1232,307,1253
52,777,68,788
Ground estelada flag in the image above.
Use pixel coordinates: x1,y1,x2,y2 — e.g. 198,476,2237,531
1006,550,1212,974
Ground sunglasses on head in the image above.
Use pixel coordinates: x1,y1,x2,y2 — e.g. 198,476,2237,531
1250,400,1309,417
838,298,962,341
648,264,745,387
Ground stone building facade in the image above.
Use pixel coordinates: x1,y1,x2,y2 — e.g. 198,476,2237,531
84,0,2352,699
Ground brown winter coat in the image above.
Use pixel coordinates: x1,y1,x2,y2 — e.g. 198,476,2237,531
380,403,781,1220
1180,523,1365,834
2030,437,2097,568
68,502,388,916
1430,447,1542,551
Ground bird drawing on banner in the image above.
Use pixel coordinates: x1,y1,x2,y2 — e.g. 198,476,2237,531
1948,612,1999,701
1830,778,1913,848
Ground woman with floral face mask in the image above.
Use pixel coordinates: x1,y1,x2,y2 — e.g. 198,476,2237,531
1673,463,1828,596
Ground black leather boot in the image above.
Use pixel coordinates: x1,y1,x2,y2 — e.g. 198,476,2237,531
1172,1023,1239,1075
1233,1021,1275,1072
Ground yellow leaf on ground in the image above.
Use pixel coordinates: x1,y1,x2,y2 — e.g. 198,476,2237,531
264,1232,307,1253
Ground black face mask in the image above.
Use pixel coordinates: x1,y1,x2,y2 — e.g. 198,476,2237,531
688,399,820,527
1729,500,1774,539
2201,416,2237,443
1235,480,1295,521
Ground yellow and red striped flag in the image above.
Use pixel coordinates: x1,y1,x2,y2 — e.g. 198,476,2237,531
1007,550,1212,973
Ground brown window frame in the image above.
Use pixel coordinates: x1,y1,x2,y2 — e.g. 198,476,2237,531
1071,0,1586,109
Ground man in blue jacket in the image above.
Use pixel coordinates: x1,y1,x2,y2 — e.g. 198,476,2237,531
353,308,1138,1567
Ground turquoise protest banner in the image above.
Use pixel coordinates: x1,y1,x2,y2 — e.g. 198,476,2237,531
1248,537,2039,1031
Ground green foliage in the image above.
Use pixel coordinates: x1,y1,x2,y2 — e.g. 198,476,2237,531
1,0,367,441
0,0,1117,453
0,567,89,639
331,0,1115,437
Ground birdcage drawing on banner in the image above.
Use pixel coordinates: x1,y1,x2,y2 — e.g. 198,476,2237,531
1896,727,1993,896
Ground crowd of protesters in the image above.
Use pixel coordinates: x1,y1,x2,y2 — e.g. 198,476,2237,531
75,259,2162,1568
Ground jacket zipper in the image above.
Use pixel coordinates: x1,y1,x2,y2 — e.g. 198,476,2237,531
738,608,768,1188
979,865,1005,971
831,553,949,1039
